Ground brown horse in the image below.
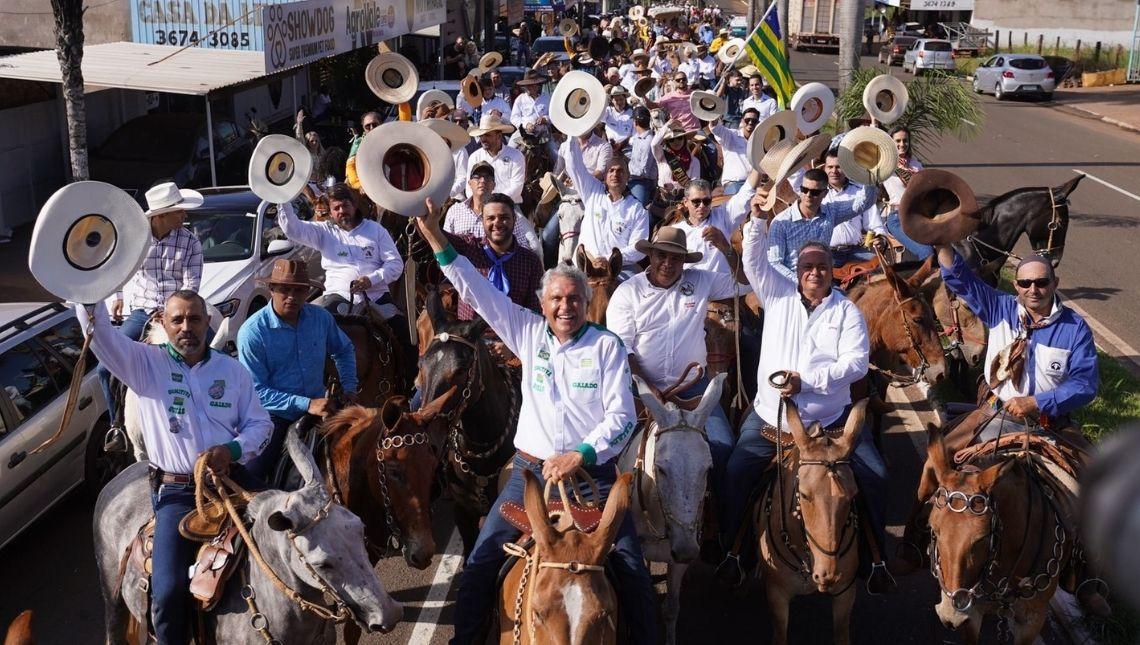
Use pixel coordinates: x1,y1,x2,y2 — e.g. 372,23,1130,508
320,390,455,570
574,245,622,325
756,398,868,645
498,470,633,645
922,426,1076,644
518,130,557,220
3,611,32,645
335,314,414,405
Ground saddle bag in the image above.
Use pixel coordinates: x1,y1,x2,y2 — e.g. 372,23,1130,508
189,523,245,610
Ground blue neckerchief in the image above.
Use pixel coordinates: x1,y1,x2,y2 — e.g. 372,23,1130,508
483,244,515,295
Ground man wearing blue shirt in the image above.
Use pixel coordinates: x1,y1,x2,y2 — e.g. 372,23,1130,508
237,259,358,480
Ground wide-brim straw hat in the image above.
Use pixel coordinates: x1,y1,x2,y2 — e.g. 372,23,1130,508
690,90,726,122
559,18,579,37
468,112,516,137
748,110,798,170
863,74,909,125
478,51,503,74
144,181,205,217
634,226,703,263
550,70,607,137
354,121,455,218
460,74,483,108
718,38,746,64
365,52,419,105
516,70,549,86
790,82,835,135
762,133,829,211
417,89,455,120
422,118,471,153
837,126,899,185
899,169,982,245
662,119,706,142
255,258,319,289
248,134,312,204
633,76,657,99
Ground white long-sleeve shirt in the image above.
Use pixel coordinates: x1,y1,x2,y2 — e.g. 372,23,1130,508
510,92,551,130
77,301,271,474
603,106,634,143
278,203,403,302
437,251,637,465
450,146,470,198
466,144,527,203
826,181,886,247
457,95,513,124
672,182,756,274
711,123,751,183
742,217,869,427
554,135,614,178
606,268,742,391
561,138,649,268
742,95,779,121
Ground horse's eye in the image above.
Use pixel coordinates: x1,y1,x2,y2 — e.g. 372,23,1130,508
798,490,812,501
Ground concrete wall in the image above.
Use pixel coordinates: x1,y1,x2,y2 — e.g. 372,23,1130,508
972,0,1136,48
0,0,131,50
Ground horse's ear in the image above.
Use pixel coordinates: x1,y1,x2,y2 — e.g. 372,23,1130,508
784,398,810,449
380,396,407,432
521,470,558,548
414,385,457,423
592,472,633,555
575,244,590,272
918,270,943,304
691,373,728,427
464,317,489,340
284,426,321,487
836,398,868,455
926,423,953,483
881,260,914,298
906,255,938,289
634,375,669,424
426,285,445,329
608,248,623,278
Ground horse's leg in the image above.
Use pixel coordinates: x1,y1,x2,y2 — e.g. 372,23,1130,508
764,581,793,645
455,502,482,558
831,585,857,645
663,561,687,645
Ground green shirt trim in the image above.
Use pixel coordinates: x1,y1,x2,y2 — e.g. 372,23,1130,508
435,244,459,266
225,440,242,461
575,443,597,467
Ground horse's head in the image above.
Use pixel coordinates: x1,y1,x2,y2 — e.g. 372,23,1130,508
247,429,403,633
520,469,631,645
924,424,1024,629
556,200,587,265
373,390,456,569
785,398,867,593
417,302,489,422
928,276,987,366
872,261,947,385
635,374,726,561
574,246,622,325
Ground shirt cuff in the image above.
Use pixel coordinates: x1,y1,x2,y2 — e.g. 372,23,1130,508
435,244,459,266
225,440,242,461
575,443,597,467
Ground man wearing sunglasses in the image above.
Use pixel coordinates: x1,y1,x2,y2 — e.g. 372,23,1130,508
345,111,382,191
709,107,760,196
641,72,699,131
766,168,875,282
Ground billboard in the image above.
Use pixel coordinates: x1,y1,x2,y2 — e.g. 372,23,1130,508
523,0,554,13
130,0,296,50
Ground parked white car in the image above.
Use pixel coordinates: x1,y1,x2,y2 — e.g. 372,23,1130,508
902,38,956,75
188,187,324,353
0,302,131,549
972,54,1056,101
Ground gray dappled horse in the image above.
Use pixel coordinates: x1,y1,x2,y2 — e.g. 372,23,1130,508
93,429,403,644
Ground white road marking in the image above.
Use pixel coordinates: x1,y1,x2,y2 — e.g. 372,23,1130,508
407,529,464,644
1073,169,1140,202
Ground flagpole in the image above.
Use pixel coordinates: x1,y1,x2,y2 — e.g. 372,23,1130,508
714,0,777,93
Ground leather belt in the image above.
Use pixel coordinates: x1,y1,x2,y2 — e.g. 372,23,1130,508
516,450,544,465
148,464,192,486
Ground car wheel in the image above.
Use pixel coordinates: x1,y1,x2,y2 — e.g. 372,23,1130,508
1042,92,1054,102
83,416,134,499
995,82,1006,101
973,77,984,93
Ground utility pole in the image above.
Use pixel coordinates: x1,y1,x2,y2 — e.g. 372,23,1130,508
837,0,864,92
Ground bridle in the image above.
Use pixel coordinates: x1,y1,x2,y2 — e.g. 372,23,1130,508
965,187,1069,266
372,420,436,557
868,249,935,386
633,415,708,541
503,540,608,645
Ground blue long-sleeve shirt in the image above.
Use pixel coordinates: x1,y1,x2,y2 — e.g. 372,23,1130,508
941,252,1098,418
237,303,358,421
767,184,875,280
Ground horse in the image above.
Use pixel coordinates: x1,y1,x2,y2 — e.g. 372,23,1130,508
518,129,557,219
94,429,403,644
952,174,1084,281
334,313,414,405
3,611,32,645
555,196,586,266
620,374,726,645
497,469,633,645
922,425,1077,644
756,398,869,645
574,245,622,325
418,296,521,556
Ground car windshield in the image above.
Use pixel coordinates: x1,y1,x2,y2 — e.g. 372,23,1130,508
1009,58,1047,70
924,41,952,51
186,211,256,262
97,123,197,162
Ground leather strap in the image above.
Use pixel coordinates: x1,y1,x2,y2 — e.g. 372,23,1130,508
32,312,94,454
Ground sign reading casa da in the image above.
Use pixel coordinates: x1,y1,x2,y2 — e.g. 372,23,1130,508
263,0,445,73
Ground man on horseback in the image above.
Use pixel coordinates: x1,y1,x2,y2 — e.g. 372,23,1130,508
821,149,886,268
415,200,658,644
672,174,758,275
78,290,271,644
468,113,527,203
717,192,889,589
606,227,745,529
236,259,358,482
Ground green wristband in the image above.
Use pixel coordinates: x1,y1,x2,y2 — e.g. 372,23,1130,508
225,441,242,461
435,244,458,266
575,443,597,467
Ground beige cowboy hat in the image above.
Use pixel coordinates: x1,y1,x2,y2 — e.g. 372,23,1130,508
899,169,982,246
633,76,657,100
630,47,649,63
248,134,312,204
365,52,419,104
739,64,761,78
636,15,649,28
634,226,703,263
477,51,503,74
460,74,483,109
559,18,579,37
689,90,726,122
355,121,455,218
538,171,564,205
533,52,557,69
681,42,699,59
515,69,548,87
28,181,149,304
790,82,835,135
607,84,629,97
468,112,516,137
762,134,829,211
837,126,899,185
718,38,746,65
748,110,798,170
421,117,471,153
628,4,645,20
550,70,607,137
862,74,909,125
143,181,205,217
416,89,455,120
662,118,707,143
757,137,794,179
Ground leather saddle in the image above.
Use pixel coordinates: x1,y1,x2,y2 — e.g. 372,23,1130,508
833,256,881,290
499,499,605,535
953,433,1086,481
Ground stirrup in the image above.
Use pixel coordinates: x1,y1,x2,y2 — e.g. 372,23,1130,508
866,561,898,595
104,426,129,453
714,552,746,588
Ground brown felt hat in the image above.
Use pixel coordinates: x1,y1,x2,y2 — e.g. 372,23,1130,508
258,259,316,289
899,169,982,245
634,226,703,263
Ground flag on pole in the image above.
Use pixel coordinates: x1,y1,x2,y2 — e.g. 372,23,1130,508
745,9,796,109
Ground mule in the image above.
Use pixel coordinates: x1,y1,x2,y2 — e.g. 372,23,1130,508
518,130,557,219
619,374,726,645
573,245,622,325
4,610,32,645
497,470,633,645
94,429,403,644
756,398,869,645
555,197,586,266
419,296,521,556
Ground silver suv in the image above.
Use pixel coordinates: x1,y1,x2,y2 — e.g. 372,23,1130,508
0,302,131,549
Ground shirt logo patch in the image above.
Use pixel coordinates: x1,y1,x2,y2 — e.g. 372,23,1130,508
363,246,374,259
580,358,594,368
168,415,182,434
171,372,183,382
538,347,550,360
571,381,598,389
337,251,349,257
1049,360,1062,371
208,380,226,400
679,281,695,296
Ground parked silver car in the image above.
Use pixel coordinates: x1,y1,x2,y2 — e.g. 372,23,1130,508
902,38,956,75
972,54,1056,101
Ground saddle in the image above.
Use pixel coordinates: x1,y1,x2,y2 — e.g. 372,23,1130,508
833,256,881,290
500,499,604,535
953,432,1086,482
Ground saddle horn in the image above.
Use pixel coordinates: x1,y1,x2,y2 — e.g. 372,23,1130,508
898,169,981,246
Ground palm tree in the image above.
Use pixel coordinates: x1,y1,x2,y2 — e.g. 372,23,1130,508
837,0,865,92
51,0,88,181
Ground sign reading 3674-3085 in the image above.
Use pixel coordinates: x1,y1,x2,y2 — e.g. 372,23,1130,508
130,0,295,51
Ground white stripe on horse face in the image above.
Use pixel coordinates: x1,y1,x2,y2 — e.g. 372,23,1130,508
561,580,586,644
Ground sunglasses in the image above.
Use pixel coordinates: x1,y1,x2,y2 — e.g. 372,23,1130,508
1016,277,1052,289
689,197,711,206
741,118,758,125
800,186,826,197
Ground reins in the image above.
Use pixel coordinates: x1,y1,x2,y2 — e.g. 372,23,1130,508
869,247,931,387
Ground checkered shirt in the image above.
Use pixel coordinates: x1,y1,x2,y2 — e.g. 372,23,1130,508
445,233,542,321
119,226,203,312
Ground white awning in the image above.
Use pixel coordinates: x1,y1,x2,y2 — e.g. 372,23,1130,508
0,42,269,96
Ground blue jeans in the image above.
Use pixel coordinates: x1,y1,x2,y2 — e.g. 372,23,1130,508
541,211,562,265
832,246,876,267
98,308,152,422
628,177,656,208
673,377,734,525
722,407,888,557
450,454,658,645
885,211,933,260
149,465,262,644
721,180,745,196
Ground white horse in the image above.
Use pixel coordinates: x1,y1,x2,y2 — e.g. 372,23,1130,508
554,196,585,265
620,373,726,645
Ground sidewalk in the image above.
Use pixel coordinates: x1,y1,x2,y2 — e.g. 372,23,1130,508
1052,83,1140,134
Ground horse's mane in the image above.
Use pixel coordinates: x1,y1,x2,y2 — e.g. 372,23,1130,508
319,406,380,442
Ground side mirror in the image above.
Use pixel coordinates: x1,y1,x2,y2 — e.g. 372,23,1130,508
266,239,294,255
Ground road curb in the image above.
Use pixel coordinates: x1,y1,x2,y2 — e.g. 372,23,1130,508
1050,101,1140,134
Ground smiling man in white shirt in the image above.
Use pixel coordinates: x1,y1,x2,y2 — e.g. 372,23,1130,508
709,106,760,195
466,113,527,203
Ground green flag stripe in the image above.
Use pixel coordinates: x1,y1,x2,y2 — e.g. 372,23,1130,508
746,37,793,103
746,44,791,106
756,27,795,89
748,32,793,96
